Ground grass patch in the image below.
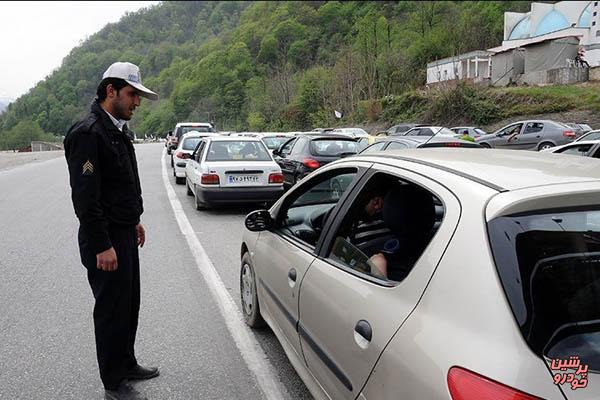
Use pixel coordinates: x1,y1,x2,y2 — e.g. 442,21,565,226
375,83,600,127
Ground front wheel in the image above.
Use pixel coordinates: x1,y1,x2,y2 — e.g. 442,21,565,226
240,252,266,328
175,176,185,185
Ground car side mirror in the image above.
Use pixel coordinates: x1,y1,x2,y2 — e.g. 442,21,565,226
272,149,280,157
245,210,273,232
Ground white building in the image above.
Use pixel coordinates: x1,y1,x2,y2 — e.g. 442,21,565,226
426,51,492,85
490,1,600,66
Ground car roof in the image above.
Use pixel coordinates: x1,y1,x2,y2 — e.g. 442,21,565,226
181,131,219,138
356,148,600,191
204,136,262,141
377,136,470,144
297,133,357,140
175,122,213,127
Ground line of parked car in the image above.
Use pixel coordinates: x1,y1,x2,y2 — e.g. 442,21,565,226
167,119,600,210
163,120,600,400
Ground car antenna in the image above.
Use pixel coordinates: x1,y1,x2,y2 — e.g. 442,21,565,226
422,126,445,146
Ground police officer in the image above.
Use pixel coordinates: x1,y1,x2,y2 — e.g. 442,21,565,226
64,62,159,400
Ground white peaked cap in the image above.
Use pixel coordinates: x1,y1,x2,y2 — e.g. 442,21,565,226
102,62,158,100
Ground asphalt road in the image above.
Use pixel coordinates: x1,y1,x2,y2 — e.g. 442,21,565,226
0,143,312,399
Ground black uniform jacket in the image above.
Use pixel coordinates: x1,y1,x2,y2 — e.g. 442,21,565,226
64,101,143,255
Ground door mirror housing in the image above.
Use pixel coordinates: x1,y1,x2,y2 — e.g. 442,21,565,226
272,149,280,157
245,210,273,232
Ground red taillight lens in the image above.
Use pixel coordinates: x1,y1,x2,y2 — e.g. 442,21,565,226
302,158,320,169
563,130,576,138
269,173,284,184
176,151,190,159
448,367,541,400
201,174,220,185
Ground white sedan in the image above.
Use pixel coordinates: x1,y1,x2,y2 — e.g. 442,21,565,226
172,131,219,184
185,136,284,209
540,139,600,158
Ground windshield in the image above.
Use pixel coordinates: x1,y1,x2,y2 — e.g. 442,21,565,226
262,136,290,150
309,139,359,156
580,131,600,141
206,141,272,161
488,208,600,371
182,137,202,151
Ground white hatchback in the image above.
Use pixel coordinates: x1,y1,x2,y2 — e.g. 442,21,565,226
185,136,284,209
172,131,219,184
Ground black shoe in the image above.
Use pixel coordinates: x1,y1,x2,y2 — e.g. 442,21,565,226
125,364,160,381
104,382,147,400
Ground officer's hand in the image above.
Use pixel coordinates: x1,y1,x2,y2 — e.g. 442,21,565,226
97,247,118,271
136,223,145,248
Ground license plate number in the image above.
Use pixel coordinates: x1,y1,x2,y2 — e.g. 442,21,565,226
228,175,259,183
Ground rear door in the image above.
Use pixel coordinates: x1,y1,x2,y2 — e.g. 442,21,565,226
277,138,299,186
518,122,545,149
186,140,206,187
298,164,461,400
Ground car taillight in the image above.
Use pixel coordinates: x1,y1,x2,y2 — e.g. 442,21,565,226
176,152,190,159
201,174,220,185
269,173,284,184
563,130,576,138
445,142,461,147
448,367,541,400
302,158,320,169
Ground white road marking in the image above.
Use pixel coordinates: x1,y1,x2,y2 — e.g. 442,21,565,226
160,150,290,400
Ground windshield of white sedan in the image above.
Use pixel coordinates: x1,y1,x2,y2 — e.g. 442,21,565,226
310,139,359,156
206,141,272,161
488,209,600,372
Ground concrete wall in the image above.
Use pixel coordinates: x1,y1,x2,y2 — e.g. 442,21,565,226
427,62,459,84
517,66,589,85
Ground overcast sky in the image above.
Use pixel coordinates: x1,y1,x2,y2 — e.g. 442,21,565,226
0,1,159,102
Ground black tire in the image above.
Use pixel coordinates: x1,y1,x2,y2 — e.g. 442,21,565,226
538,141,553,151
175,176,185,185
186,181,193,196
240,252,266,328
167,148,172,155
171,155,174,168
480,143,491,149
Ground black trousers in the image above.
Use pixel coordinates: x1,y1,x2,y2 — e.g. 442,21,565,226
79,225,140,390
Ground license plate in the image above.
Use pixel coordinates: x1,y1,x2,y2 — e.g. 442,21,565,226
227,175,259,184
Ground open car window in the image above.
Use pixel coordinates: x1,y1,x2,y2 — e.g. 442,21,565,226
325,172,444,283
276,170,357,248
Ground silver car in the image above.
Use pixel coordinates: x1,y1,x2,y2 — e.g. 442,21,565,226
240,149,599,400
476,120,577,150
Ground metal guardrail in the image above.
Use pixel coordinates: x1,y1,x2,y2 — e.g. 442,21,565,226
31,141,63,152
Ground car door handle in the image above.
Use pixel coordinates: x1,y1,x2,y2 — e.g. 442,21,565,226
288,268,297,282
354,320,372,342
